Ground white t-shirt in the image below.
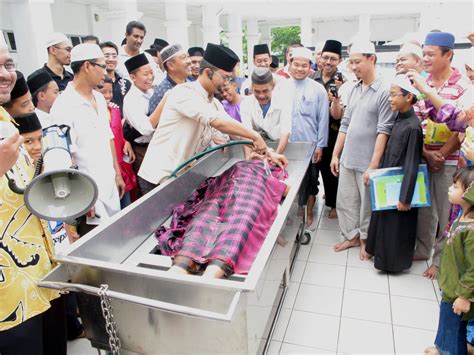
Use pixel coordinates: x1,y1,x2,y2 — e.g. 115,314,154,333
50,82,120,222
240,91,292,141
123,84,155,144
35,108,53,129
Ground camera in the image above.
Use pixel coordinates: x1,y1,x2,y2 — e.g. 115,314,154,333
328,83,338,98
333,72,343,82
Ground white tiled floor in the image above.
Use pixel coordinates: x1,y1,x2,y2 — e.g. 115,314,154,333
270,201,439,355
68,199,440,354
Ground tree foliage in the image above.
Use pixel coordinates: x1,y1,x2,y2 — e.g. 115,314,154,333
271,26,301,63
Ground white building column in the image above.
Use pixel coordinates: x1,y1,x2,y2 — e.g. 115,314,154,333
227,14,243,63
8,0,55,75
300,17,313,47
201,3,221,46
260,24,272,48
246,19,260,73
104,0,142,49
357,14,371,41
164,2,190,48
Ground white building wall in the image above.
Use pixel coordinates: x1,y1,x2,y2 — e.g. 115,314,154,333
51,0,91,37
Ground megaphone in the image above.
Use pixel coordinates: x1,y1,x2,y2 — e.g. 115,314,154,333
24,125,98,221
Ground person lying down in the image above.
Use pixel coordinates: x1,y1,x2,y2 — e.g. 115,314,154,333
154,154,290,278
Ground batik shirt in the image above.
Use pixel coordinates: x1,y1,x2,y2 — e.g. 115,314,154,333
0,107,57,331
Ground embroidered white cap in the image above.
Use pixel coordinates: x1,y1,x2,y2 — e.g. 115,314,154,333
392,74,420,96
46,33,72,49
291,47,313,62
350,40,376,55
398,43,423,59
70,43,104,62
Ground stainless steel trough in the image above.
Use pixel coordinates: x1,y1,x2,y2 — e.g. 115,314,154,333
39,142,314,354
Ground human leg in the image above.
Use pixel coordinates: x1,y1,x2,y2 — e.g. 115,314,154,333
415,171,437,259
432,301,468,355
334,166,361,252
0,313,43,355
356,169,373,260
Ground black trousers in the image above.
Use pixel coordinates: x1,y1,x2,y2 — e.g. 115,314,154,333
138,176,159,196
0,296,67,355
318,144,339,209
298,162,320,207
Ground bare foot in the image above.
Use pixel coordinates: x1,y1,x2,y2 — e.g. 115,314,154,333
423,264,438,280
277,235,288,247
306,214,314,228
169,265,189,274
359,239,370,261
328,208,337,219
334,237,360,252
203,264,225,278
424,346,440,355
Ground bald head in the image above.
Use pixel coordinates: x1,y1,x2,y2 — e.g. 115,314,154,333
0,46,17,105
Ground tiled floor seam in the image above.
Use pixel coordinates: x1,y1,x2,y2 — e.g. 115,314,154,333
335,250,349,354
388,272,397,355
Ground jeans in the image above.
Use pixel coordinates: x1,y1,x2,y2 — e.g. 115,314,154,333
435,301,468,355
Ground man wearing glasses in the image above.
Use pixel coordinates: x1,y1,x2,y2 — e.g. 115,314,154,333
50,43,125,236
30,32,73,92
138,43,268,195
99,41,131,115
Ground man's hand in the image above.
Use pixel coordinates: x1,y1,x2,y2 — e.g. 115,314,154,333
424,150,444,171
115,174,125,199
406,70,433,96
330,156,340,176
313,148,323,163
0,131,24,177
123,141,136,163
268,151,288,169
467,32,474,46
212,135,227,145
363,171,372,186
453,297,471,315
252,133,267,154
397,201,411,211
86,206,96,218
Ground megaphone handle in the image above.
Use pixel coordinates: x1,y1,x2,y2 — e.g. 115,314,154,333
58,125,72,147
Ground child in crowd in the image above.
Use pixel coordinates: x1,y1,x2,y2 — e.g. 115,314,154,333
220,78,242,122
365,75,423,272
97,76,137,208
425,166,474,355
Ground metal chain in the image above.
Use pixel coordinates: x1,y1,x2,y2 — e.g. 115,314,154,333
98,284,121,355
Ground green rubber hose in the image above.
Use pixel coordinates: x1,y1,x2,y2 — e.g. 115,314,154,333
169,140,253,178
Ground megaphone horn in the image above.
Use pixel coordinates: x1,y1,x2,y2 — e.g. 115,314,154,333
24,125,98,221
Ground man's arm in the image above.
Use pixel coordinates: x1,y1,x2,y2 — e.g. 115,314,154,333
363,133,389,185
276,133,290,154
210,118,267,152
439,133,461,158
330,131,346,176
110,140,125,199
123,97,155,136
149,91,170,128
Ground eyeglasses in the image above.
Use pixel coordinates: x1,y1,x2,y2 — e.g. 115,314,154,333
321,56,339,63
89,62,107,70
212,71,233,82
0,61,15,72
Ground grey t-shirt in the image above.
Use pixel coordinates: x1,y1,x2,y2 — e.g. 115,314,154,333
340,76,395,172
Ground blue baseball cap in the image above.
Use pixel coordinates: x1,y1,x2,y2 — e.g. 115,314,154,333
424,32,455,49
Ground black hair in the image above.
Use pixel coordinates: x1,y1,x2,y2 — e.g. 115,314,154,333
83,35,99,44
70,59,97,74
400,88,418,105
439,45,454,62
99,41,118,54
453,167,474,216
31,82,51,107
126,21,146,36
199,59,219,75
103,76,114,85
362,53,377,64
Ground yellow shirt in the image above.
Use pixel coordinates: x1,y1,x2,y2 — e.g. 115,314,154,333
0,107,57,331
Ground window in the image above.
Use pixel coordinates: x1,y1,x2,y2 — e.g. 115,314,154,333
2,30,17,52
67,35,85,46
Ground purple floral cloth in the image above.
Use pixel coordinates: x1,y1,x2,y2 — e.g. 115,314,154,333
155,160,287,275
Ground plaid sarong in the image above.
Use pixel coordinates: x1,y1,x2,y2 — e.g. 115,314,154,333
155,160,287,275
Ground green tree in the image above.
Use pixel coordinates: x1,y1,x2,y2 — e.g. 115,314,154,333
271,26,301,63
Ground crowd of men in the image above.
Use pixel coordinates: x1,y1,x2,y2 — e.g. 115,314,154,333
0,17,473,354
